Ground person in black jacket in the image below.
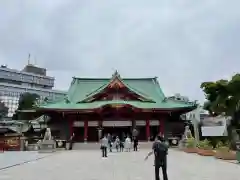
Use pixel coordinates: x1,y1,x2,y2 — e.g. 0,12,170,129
133,137,138,151
68,133,75,150
145,136,168,180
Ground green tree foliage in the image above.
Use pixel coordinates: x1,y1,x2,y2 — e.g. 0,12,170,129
12,92,40,120
200,74,240,146
201,74,240,118
18,92,40,110
0,101,8,120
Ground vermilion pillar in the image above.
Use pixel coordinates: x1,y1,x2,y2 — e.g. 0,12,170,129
146,120,150,141
84,120,88,142
159,119,164,137
69,119,74,137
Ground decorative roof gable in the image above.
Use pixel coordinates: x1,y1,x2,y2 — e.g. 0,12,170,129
80,71,155,103
108,71,125,88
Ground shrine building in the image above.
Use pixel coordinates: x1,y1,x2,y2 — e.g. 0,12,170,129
36,71,197,142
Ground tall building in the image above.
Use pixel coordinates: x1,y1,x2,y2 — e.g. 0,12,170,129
0,64,66,117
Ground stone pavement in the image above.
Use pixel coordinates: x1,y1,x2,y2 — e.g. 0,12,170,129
0,151,50,170
0,149,239,180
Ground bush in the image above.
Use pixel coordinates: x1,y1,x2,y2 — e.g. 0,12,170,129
186,137,196,148
216,141,224,149
197,139,213,150
216,141,230,152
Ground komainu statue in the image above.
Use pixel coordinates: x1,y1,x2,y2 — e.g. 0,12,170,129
43,128,52,141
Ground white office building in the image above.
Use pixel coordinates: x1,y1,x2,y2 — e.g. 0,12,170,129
0,64,66,117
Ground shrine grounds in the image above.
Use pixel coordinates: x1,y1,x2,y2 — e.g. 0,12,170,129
0,149,240,180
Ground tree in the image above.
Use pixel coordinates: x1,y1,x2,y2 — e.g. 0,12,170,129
12,92,40,120
0,101,8,120
200,74,240,146
18,92,40,110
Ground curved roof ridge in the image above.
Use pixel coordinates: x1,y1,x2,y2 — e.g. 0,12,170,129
72,77,157,80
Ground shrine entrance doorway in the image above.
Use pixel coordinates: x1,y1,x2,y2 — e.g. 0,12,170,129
102,126,132,140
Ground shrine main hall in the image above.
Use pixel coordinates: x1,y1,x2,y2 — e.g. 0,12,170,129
36,71,196,142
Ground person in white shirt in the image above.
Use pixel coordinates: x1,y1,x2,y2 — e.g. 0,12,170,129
125,136,131,152
101,135,108,157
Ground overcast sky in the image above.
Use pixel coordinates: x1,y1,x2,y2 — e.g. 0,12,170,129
0,0,240,103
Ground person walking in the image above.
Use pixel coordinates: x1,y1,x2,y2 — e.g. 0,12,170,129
120,138,124,152
145,136,168,180
125,136,131,152
115,136,120,152
68,133,75,150
133,137,138,151
101,135,108,157
107,133,112,152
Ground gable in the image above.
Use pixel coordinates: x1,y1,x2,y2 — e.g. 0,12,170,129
81,73,155,103
67,74,166,104
108,77,125,88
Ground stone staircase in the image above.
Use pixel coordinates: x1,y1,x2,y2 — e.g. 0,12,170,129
72,142,153,150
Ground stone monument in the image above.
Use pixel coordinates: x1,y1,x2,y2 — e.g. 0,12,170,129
179,125,193,149
184,125,192,139
38,128,56,153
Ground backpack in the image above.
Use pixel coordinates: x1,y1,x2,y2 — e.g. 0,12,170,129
154,142,167,159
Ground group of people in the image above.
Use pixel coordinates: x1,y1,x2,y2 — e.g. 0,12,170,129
100,133,139,157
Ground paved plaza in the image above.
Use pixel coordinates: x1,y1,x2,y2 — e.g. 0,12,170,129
0,149,239,180
0,151,50,170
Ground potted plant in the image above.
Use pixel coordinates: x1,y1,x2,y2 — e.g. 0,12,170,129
214,141,236,160
183,137,197,153
197,139,214,156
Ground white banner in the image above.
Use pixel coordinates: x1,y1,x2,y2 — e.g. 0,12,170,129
136,120,146,126
103,121,132,127
88,121,98,127
150,120,160,126
73,121,84,127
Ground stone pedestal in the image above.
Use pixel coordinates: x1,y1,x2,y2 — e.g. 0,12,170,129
178,138,187,149
38,140,56,153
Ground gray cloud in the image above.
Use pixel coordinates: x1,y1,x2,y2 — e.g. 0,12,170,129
0,0,240,103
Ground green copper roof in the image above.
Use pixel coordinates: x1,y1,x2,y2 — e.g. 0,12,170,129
39,99,195,110
38,72,196,111
67,78,165,104
80,71,154,102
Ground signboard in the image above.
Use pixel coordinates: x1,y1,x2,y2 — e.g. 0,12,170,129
201,126,227,137
4,136,20,151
